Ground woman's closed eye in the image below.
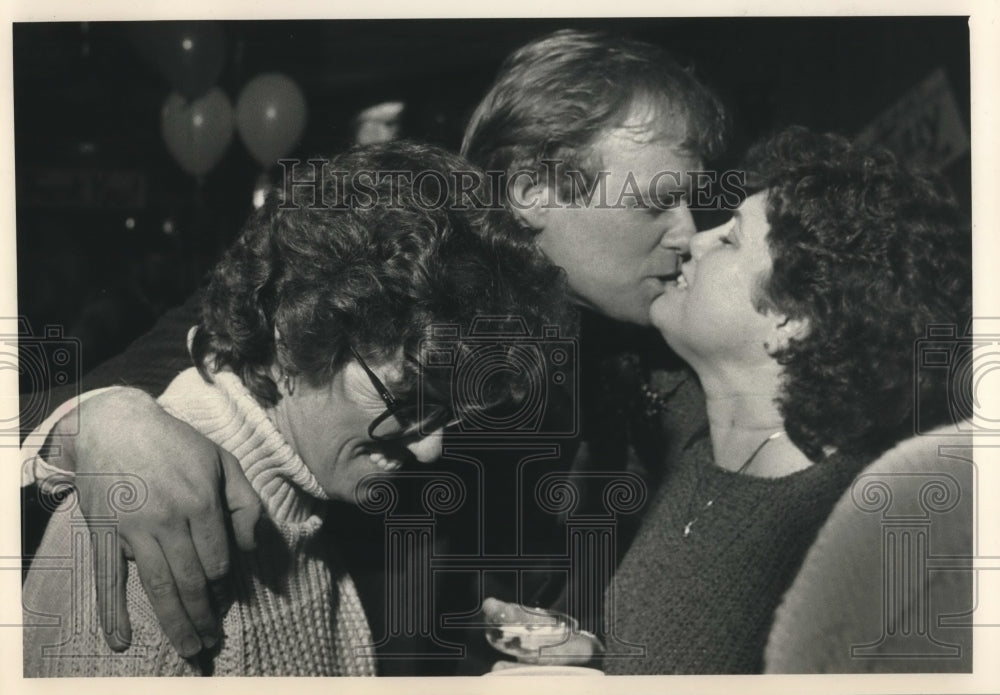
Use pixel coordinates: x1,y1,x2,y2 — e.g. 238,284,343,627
719,218,739,246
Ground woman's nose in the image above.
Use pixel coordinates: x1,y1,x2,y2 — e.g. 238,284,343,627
405,429,444,463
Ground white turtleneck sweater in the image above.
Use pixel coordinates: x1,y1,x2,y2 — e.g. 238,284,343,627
22,368,376,677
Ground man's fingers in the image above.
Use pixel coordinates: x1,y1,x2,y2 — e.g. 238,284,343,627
208,578,232,614
481,597,509,622
188,510,233,625
131,538,203,658
219,448,262,552
157,533,220,649
481,597,546,625
188,499,231,584
91,534,131,652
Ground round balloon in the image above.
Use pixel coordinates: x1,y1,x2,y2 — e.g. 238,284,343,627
161,88,234,178
235,73,307,167
130,21,227,101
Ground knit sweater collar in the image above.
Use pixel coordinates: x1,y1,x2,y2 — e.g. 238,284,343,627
158,368,330,526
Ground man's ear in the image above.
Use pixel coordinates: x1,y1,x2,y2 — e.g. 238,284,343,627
765,314,809,354
507,177,552,231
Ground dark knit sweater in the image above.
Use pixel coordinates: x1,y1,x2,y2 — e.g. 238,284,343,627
602,379,867,675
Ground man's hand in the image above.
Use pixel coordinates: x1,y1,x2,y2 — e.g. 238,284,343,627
480,597,604,666
58,388,262,657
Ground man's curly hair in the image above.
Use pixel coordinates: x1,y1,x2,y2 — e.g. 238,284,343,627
744,127,971,460
190,141,569,418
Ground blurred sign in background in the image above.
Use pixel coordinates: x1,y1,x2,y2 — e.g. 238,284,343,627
856,68,970,172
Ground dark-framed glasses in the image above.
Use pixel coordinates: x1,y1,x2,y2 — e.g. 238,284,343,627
349,346,458,441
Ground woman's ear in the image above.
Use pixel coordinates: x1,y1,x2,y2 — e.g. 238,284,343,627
765,314,809,354
273,325,292,371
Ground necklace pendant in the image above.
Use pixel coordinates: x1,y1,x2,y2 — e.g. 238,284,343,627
683,521,693,537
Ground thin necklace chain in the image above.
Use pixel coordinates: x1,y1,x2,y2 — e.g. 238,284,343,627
682,430,785,538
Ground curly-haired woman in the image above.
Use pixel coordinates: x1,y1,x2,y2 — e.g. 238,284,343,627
485,126,971,674
601,127,971,673
22,141,567,677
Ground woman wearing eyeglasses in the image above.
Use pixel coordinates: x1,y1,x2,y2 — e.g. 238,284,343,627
22,141,567,677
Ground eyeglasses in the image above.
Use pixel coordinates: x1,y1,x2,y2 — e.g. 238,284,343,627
349,346,458,442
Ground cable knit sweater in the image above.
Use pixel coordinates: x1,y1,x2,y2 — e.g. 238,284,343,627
22,367,375,677
602,426,867,674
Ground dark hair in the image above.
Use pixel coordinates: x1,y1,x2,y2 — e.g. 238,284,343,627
743,127,971,460
461,29,729,202
191,140,569,416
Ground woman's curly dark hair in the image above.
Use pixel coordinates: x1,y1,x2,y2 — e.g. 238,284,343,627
190,140,569,418
743,127,971,460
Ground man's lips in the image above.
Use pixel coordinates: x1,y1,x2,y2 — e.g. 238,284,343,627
654,269,690,294
650,253,686,283
647,270,683,289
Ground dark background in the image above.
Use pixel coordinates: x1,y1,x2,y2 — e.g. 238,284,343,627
14,17,971,381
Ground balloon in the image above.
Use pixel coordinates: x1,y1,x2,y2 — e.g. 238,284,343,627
161,88,234,178
236,73,307,167
129,21,226,101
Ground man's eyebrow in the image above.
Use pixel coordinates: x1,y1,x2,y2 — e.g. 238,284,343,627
651,175,693,200
658,171,693,190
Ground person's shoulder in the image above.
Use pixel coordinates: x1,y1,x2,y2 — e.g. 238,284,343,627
156,365,234,419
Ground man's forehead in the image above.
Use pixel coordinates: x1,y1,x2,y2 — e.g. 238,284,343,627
593,133,702,189
597,106,697,161
601,120,689,156
617,94,688,138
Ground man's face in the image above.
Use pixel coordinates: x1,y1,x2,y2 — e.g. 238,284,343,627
533,121,700,326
